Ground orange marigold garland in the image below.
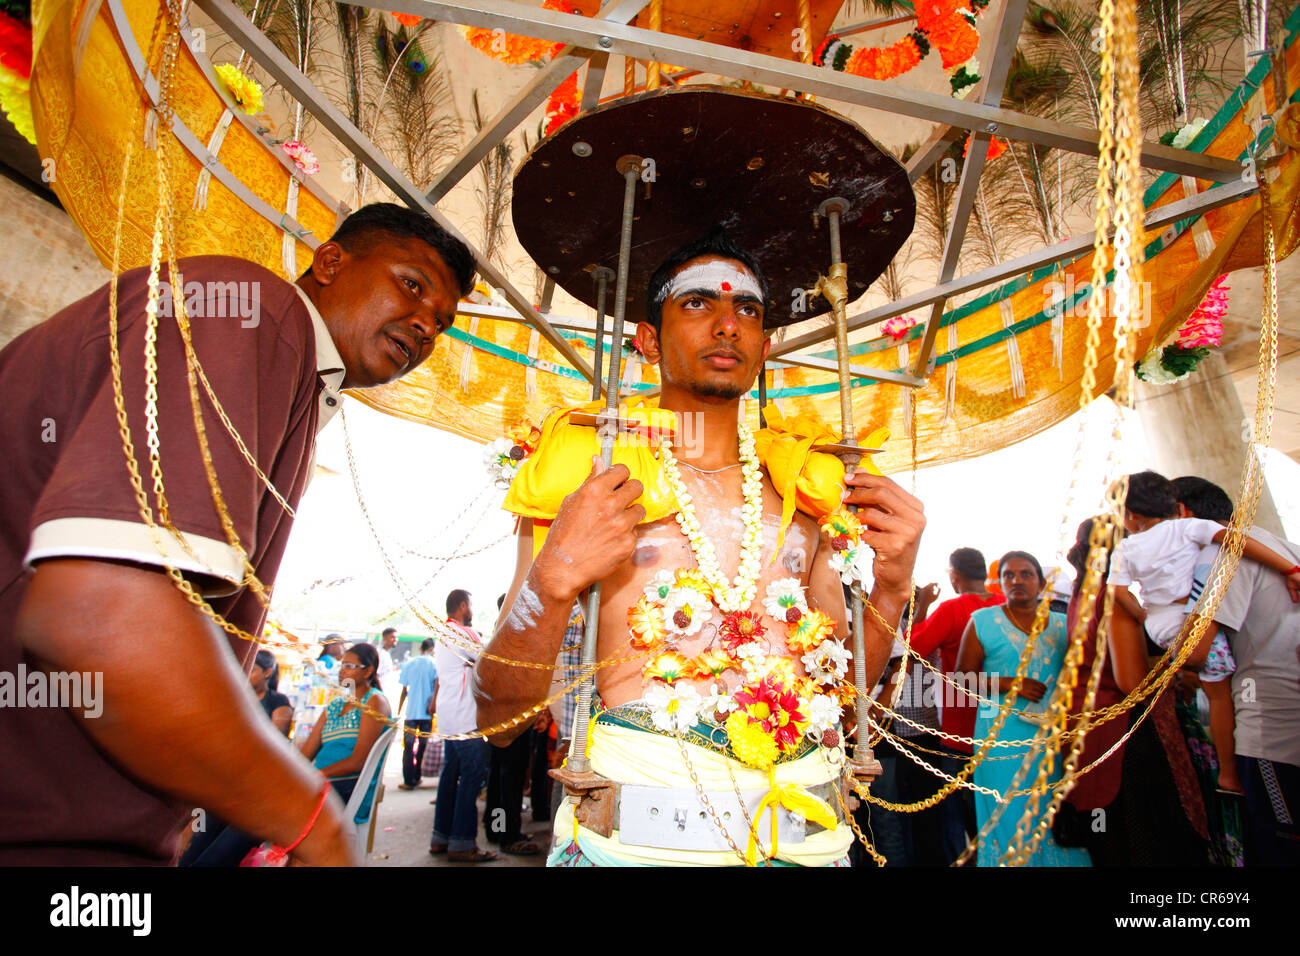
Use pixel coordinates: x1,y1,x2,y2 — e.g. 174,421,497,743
544,70,581,136
461,0,575,66
963,133,1007,160
814,0,989,91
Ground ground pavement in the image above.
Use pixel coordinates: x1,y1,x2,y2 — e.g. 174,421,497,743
363,753,552,867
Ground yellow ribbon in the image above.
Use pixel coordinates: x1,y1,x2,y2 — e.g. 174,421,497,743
754,409,889,556
744,766,839,867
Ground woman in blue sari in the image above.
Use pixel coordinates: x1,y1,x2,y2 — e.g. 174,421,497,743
956,551,1091,867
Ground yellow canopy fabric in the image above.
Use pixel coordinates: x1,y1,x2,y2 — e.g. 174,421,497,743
30,0,1300,470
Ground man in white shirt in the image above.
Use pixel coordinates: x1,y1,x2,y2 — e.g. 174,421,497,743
1178,476,1300,865
377,627,400,703
430,589,495,862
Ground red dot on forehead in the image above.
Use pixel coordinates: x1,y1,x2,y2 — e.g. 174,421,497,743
721,281,732,291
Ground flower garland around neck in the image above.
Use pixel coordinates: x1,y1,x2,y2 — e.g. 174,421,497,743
631,573,853,770
629,424,855,770
658,421,764,613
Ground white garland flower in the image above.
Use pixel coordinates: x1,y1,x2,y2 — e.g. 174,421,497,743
803,693,843,738
483,437,518,488
735,641,770,679
642,569,675,604
802,638,852,684
763,577,809,621
700,684,738,722
1171,117,1208,150
830,543,875,590
1136,350,1189,386
644,683,703,734
659,422,764,613
661,586,712,637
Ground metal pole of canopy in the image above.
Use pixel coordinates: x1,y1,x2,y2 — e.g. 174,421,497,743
589,267,615,402
566,157,641,775
817,196,882,785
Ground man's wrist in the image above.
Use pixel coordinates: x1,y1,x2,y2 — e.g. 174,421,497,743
289,791,354,865
528,556,580,607
866,586,908,630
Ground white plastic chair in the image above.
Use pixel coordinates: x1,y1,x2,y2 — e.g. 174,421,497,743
343,726,396,859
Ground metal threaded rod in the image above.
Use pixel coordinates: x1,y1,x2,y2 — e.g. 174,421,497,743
824,202,872,750
567,161,640,773
590,268,612,401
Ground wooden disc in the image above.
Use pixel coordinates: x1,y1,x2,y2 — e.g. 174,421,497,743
511,85,914,329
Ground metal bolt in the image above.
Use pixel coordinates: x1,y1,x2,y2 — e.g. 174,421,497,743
882,209,894,222
572,141,592,157
985,122,998,133
547,265,560,275
598,35,612,48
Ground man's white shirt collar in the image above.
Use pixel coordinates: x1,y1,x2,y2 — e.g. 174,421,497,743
294,284,346,432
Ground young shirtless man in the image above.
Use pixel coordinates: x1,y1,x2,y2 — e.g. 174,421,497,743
475,232,925,866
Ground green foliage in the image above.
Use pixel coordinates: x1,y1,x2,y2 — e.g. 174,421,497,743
0,0,30,22
1161,344,1209,376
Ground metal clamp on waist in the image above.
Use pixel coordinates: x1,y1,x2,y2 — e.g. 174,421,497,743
613,781,844,852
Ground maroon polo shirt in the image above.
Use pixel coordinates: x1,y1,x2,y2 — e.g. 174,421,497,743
0,255,330,864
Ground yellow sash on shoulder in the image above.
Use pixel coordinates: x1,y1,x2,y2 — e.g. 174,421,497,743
503,402,888,558
753,408,890,553
502,399,680,557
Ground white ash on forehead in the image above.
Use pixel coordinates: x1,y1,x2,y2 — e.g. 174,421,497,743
658,261,762,304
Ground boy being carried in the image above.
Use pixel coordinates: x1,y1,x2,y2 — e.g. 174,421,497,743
1110,471,1300,795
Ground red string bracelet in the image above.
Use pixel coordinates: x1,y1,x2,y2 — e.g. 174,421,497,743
264,781,332,865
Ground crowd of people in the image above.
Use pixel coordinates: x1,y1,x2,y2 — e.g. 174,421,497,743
860,471,1299,868
2,197,1294,870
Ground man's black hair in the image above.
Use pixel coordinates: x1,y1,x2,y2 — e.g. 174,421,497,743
381,627,398,638
998,550,1044,583
420,637,436,653
446,588,471,617
326,203,477,298
1125,470,1178,519
1172,475,1234,523
949,547,987,582
644,228,769,334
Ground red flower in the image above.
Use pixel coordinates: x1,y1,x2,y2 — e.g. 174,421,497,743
719,611,767,653
733,677,807,751
0,11,33,79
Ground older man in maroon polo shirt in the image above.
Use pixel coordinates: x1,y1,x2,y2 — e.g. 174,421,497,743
0,203,474,864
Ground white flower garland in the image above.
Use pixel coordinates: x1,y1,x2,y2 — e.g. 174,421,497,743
659,422,764,613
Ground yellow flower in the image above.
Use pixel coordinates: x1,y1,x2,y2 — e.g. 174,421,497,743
643,651,690,684
785,609,837,654
505,418,542,452
726,712,778,770
0,68,35,146
688,649,733,680
819,509,863,542
672,568,714,601
215,63,264,115
759,656,800,686
627,595,666,650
